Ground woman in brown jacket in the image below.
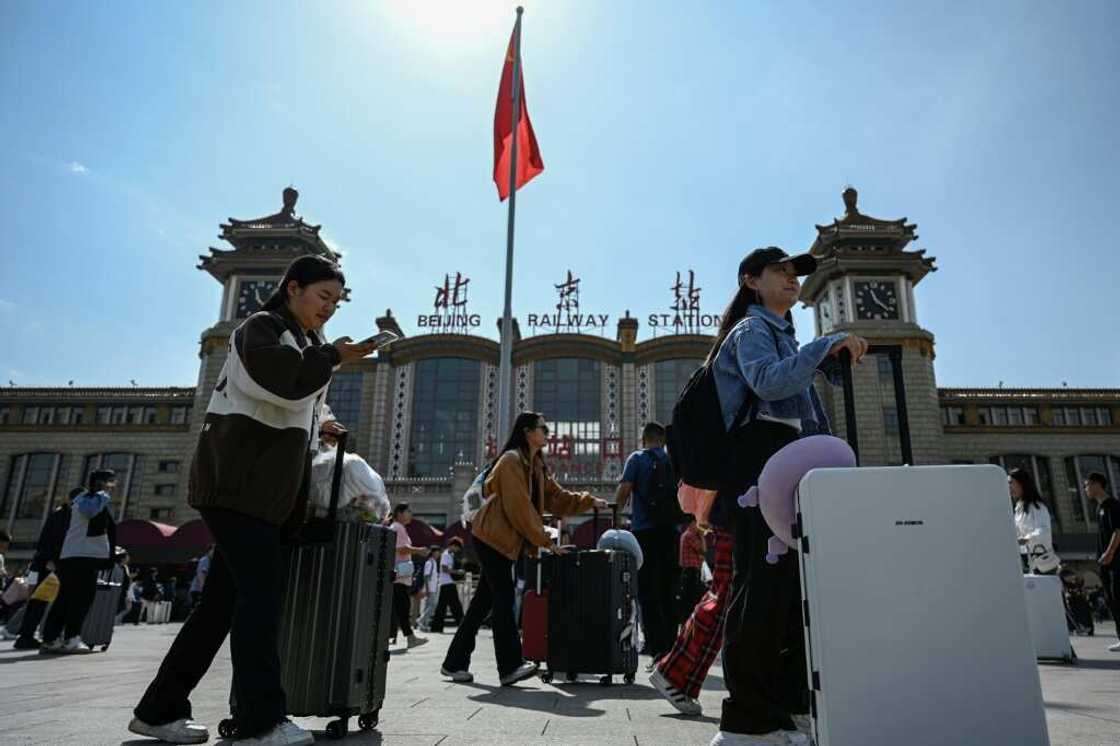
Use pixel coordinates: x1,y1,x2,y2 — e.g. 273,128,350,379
440,411,606,686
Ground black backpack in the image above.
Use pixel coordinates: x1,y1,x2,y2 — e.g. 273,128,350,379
645,450,686,527
665,317,776,490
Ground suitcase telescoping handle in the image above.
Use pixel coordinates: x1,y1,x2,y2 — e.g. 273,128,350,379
591,501,621,537
838,346,913,466
327,430,349,523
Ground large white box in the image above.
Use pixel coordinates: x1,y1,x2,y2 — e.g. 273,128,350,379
1022,574,1075,663
796,464,1049,746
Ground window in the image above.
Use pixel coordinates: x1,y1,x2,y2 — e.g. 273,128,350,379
170,406,190,425
1099,408,1113,426
326,371,364,431
37,408,54,425
2,453,62,521
991,407,1008,426
990,454,1060,531
127,406,144,424
941,407,964,426
1007,407,1023,426
977,407,991,425
1024,408,1039,425
83,453,142,520
22,406,38,424
0,406,9,424
408,358,481,478
883,406,900,436
149,507,175,521
654,359,702,426
533,358,602,479
144,407,158,424
158,460,180,473
154,484,177,497
1080,408,1098,426
876,355,893,383
1064,455,1120,528
111,407,127,425
96,407,112,425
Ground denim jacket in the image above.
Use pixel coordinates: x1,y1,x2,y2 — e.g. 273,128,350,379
712,305,847,436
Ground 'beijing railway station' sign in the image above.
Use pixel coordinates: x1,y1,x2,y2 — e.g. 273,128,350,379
416,269,720,335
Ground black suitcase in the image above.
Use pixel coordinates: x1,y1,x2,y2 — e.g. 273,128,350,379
544,543,638,686
79,570,122,651
219,432,397,741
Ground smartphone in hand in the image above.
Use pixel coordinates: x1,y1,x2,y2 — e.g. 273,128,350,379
359,330,399,349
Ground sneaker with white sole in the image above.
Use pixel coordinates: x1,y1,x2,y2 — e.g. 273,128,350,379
499,661,539,686
39,638,64,654
791,714,811,734
709,730,795,745
649,668,702,716
1109,641,1120,653
62,636,91,654
234,719,313,745
127,717,210,744
407,634,429,649
440,666,474,683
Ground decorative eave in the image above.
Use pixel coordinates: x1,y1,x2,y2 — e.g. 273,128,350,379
806,186,930,270
0,387,196,402
939,388,1120,403
800,250,937,301
197,246,321,282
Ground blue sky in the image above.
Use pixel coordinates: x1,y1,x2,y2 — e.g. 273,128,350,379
1,0,1116,388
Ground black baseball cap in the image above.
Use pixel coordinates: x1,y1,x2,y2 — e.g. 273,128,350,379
738,246,817,278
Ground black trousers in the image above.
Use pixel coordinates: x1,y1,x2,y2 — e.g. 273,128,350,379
430,583,464,632
635,526,680,658
17,598,50,640
676,567,707,626
390,583,414,639
42,557,101,642
1103,565,1120,641
719,421,804,735
134,508,286,738
442,538,523,677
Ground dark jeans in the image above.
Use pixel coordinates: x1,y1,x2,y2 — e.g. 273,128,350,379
43,557,101,642
134,508,285,738
430,583,464,632
442,538,523,677
635,526,680,658
1103,565,1120,641
17,598,50,641
390,583,414,639
720,420,804,735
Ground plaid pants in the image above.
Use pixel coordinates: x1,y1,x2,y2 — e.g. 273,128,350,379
656,527,734,699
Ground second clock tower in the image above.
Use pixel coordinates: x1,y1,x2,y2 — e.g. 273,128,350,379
801,187,945,465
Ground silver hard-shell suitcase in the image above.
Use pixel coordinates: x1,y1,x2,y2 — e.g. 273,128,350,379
1022,573,1075,663
79,574,121,651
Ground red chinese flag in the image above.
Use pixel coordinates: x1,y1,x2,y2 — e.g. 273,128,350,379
493,25,544,201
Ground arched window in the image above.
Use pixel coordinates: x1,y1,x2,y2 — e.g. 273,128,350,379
3,453,63,526
1063,455,1120,528
408,358,481,478
989,454,1059,531
83,453,143,521
533,358,602,479
654,359,702,426
327,371,364,433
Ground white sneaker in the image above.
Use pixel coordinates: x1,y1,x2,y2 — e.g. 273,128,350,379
440,666,474,683
62,636,91,654
709,730,793,745
649,669,702,716
234,719,313,745
128,717,210,744
407,634,429,649
499,661,539,686
1108,641,1120,653
792,714,811,734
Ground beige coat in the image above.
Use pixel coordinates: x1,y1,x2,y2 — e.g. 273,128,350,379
471,450,595,560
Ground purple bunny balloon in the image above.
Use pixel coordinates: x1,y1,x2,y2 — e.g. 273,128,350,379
737,435,857,564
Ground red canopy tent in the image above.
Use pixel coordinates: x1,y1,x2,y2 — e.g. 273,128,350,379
115,519,177,563
169,519,214,560
405,518,444,549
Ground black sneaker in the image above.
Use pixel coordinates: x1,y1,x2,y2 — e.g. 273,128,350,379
13,637,41,650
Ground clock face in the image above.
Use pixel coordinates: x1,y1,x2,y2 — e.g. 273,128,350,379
236,279,278,318
854,280,900,321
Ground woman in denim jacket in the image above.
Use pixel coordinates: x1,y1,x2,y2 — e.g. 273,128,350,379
709,247,867,746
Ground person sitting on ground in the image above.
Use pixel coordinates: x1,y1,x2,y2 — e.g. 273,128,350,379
440,411,607,687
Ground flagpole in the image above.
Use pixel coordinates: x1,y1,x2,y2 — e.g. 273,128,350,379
497,6,524,442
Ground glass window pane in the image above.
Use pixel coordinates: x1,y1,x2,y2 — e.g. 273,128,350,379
992,407,1008,426
1080,408,1098,426
533,358,602,479
654,359,702,426
14,453,57,519
1008,408,1023,426
408,359,480,478
1024,408,1038,425
22,407,38,424
1098,408,1112,425
326,372,364,437
1064,457,1086,523
1065,407,1079,426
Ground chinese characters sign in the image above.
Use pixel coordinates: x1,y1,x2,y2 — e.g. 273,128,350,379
417,272,482,332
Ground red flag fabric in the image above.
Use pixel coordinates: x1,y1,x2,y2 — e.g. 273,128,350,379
493,23,544,201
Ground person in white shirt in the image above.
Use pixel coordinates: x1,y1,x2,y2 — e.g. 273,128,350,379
417,547,442,632
1010,468,1058,574
429,538,466,633
389,504,430,649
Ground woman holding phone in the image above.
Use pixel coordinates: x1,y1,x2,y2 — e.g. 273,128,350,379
130,255,381,746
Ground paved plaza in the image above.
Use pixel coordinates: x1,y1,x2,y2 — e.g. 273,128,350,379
1,621,1118,745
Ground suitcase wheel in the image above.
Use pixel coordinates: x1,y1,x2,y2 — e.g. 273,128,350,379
623,673,635,685
218,719,238,739
565,671,578,683
325,718,348,740
358,712,379,731
101,644,109,652
599,675,613,687
540,671,553,684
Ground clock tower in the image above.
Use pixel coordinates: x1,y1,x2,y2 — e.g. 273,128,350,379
184,188,342,499
801,187,945,465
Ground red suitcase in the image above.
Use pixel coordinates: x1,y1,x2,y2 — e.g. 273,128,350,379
521,551,551,664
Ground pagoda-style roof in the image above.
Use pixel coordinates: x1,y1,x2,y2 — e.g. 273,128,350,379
198,187,339,281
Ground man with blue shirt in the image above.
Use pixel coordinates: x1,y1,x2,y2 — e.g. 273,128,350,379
616,422,681,663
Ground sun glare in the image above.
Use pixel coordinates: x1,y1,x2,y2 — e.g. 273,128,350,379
381,0,522,52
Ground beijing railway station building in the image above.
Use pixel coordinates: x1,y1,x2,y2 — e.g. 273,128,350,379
2,187,1118,573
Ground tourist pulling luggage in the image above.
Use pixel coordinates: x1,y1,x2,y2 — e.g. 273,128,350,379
218,431,397,741
78,566,123,652
542,505,639,685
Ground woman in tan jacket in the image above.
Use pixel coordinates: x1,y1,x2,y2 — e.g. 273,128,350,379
440,411,606,686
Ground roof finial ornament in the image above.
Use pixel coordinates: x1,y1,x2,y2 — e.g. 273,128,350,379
842,184,859,216
281,185,299,217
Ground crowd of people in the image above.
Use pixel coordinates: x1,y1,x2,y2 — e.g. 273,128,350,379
2,250,1116,746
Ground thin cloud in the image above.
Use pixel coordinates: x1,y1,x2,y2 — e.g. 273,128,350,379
68,161,89,175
